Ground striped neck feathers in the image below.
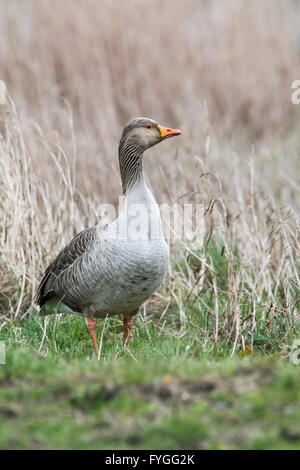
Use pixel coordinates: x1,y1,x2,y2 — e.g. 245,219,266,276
119,141,144,194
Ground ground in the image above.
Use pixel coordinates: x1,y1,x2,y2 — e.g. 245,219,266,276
0,314,299,450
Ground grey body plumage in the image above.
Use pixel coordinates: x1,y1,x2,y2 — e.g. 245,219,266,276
36,118,181,327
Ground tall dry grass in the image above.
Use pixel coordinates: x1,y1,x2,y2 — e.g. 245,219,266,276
0,0,299,350
1,0,300,195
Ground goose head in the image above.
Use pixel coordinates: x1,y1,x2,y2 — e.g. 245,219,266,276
119,117,182,193
119,117,182,152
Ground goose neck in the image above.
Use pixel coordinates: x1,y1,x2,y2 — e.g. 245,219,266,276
119,142,144,194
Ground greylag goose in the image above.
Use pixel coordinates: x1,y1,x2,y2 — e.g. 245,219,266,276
35,117,181,354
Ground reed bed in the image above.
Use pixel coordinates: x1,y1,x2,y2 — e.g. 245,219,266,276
0,0,299,354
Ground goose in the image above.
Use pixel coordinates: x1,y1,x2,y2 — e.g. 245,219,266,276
35,117,182,354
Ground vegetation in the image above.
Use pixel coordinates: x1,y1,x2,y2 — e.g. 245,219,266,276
0,0,299,450
1,352,299,450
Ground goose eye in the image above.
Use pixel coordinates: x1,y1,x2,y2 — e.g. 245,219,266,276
146,124,152,129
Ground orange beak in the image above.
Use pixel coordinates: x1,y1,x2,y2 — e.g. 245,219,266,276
158,124,182,140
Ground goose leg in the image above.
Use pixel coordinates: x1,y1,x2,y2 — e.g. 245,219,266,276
87,316,99,355
123,315,134,346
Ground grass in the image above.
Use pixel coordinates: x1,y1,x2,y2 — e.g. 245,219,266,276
0,271,299,450
0,0,300,450
0,236,299,449
1,243,299,361
0,351,299,450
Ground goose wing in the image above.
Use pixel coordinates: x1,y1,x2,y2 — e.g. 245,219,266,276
35,226,98,309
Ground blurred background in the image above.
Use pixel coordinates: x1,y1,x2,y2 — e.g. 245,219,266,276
1,0,300,197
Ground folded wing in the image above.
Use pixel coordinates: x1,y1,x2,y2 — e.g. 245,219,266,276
35,226,98,311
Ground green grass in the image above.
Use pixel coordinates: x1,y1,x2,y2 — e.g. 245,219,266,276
0,246,299,449
0,307,299,450
1,305,298,362
0,351,299,450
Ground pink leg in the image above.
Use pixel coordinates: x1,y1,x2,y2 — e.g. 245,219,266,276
123,316,133,346
87,317,98,354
